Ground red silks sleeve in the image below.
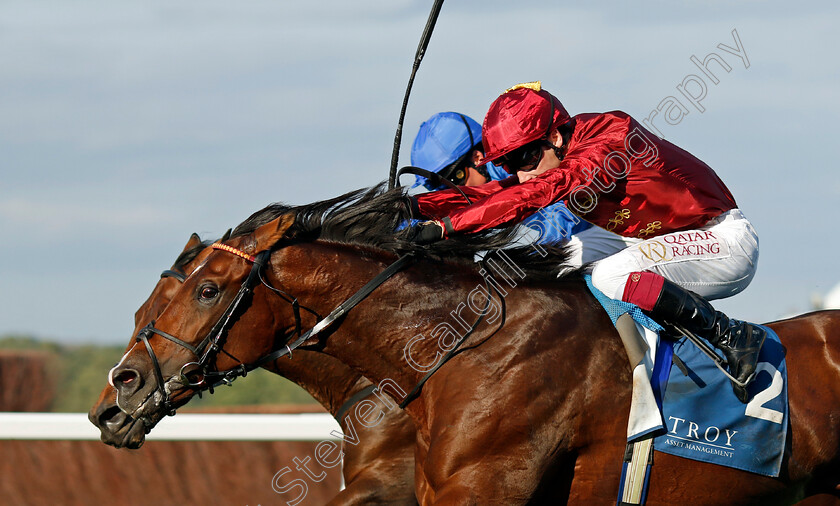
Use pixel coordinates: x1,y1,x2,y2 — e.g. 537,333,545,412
414,177,513,220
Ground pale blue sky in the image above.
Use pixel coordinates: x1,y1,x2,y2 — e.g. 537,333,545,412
1,1,838,343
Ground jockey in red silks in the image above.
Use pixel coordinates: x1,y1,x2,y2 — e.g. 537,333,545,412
405,82,764,402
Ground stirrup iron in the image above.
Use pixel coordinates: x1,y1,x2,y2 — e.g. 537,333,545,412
671,323,753,388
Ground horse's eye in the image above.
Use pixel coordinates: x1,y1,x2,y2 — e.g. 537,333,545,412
199,286,219,300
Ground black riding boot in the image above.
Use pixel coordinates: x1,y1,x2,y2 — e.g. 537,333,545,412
649,280,766,403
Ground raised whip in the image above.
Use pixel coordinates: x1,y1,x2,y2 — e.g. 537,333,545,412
387,0,445,190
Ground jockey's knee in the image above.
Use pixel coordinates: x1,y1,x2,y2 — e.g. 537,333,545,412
685,269,757,301
590,262,630,300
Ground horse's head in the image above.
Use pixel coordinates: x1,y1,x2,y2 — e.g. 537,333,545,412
107,215,296,435
88,233,213,448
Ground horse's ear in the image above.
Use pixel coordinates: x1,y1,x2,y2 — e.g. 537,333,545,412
221,228,232,242
251,214,295,252
181,233,202,254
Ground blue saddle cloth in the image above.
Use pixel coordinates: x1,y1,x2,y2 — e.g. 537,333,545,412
584,275,789,477
654,329,788,477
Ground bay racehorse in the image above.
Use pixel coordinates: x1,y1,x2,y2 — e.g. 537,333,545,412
89,230,417,505
106,185,840,504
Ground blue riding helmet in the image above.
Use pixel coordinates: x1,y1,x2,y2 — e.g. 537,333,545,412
411,112,483,189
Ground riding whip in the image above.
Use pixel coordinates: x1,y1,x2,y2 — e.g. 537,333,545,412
387,0,445,190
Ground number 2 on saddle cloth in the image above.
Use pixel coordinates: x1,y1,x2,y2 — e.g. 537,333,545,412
584,274,788,479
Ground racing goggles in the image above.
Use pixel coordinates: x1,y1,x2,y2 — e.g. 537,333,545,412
495,139,552,173
426,153,488,189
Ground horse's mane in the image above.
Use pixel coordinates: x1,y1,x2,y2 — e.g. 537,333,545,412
231,183,581,282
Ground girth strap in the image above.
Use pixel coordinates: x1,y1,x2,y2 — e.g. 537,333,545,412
618,438,655,505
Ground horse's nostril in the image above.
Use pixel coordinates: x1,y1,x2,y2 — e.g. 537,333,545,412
111,367,144,398
114,369,138,386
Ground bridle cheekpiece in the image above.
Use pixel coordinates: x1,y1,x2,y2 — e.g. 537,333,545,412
135,243,271,416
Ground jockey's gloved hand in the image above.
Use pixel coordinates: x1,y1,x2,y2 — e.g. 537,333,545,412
406,221,444,244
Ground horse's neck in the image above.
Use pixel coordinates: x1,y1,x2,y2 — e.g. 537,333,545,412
274,242,629,422
265,349,368,417
270,244,473,406
242,248,372,415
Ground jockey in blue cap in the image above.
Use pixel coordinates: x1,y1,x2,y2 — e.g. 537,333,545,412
411,112,507,190
411,111,592,247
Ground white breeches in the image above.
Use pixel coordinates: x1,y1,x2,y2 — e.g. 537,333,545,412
564,225,641,266
588,209,759,301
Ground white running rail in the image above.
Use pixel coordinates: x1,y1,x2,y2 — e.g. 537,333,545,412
0,413,342,441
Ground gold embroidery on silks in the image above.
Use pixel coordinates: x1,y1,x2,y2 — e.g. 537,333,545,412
505,81,541,93
638,240,672,262
637,221,662,238
575,194,596,215
606,209,631,231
